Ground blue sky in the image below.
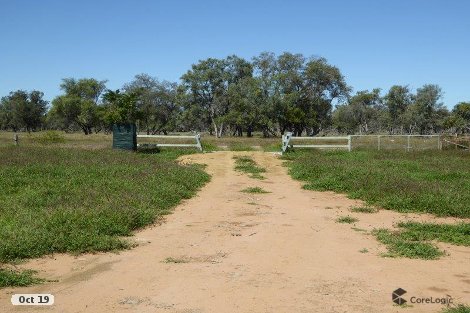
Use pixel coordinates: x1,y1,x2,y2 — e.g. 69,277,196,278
1,0,469,108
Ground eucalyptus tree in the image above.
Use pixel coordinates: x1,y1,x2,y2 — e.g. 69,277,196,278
443,102,470,134
226,77,264,137
414,84,445,133
102,89,141,125
123,74,179,134
181,55,252,137
0,90,47,132
453,102,470,133
346,89,383,134
252,52,349,136
252,52,280,136
383,85,414,133
301,57,350,135
48,78,107,134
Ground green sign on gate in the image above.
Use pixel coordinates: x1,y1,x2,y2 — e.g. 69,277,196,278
112,124,137,150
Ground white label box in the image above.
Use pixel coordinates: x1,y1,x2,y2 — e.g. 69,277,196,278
11,294,54,305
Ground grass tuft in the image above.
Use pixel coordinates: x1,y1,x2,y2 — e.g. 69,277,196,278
233,156,266,179
164,257,188,264
241,187,270,194
336,216,358,224
350,206,378,213
396,222,470,246
373,228,444,260
0,268,44,287
373,221,470,260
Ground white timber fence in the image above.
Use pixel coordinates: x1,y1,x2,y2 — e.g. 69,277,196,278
350,134,442,151
137,134,203,152
281,133,448,153
282,132,351,153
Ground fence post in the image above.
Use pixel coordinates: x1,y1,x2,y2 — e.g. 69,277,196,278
281,134,285,153
195,133,203,152
14,133,19,146
437,135,441,150
281,132,292,153
348,135,352,152
377,135,381,151
407,135,411,152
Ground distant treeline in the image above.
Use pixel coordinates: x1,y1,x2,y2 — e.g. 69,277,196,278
1,52,469,136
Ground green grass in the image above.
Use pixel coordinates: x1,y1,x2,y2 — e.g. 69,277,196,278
202,134,278,152
283,150,470,218
350,206,378,213
0,146,210,263
443,305,470,313
233,156,266,179
229,143,255,151
375,221,470,259
336,216,358,224
262,143,283,152
32,131,66,144
0,268,44,287
395,222,470,246
373,228,444,259
373,221,470,260
240,187,270,194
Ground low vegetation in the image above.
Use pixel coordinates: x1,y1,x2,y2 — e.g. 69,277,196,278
164,257,189,264
442,305,470,313
373,229,444,260
240,187,270,194
393,222,470,247
0,268,44,287
233,155,266,179
0,146,209,286
336,216,358,224
32,130,66,144
373,222,470,260
350,206,378,213
283,150,470,218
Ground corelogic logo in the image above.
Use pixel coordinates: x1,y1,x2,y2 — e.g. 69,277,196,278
392,288,453,306
392,288,407,305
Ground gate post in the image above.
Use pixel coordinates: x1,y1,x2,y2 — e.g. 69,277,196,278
195,133,203,152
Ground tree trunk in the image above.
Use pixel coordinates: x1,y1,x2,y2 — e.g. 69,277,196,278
217,122,224,138
212,119,218,138
246,125,253,137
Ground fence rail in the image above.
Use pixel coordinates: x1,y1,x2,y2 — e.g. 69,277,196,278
282,132,351,153
280,133,455,153
442,139,469,150
137,134,203,151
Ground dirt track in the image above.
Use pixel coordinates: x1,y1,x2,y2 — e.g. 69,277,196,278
1,151,469,312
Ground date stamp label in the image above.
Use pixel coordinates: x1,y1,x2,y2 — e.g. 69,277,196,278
11,294,54,305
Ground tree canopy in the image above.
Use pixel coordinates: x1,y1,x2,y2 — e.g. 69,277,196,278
1,52,467,136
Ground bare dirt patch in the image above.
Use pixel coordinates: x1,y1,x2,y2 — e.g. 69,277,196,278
1,151,469,312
